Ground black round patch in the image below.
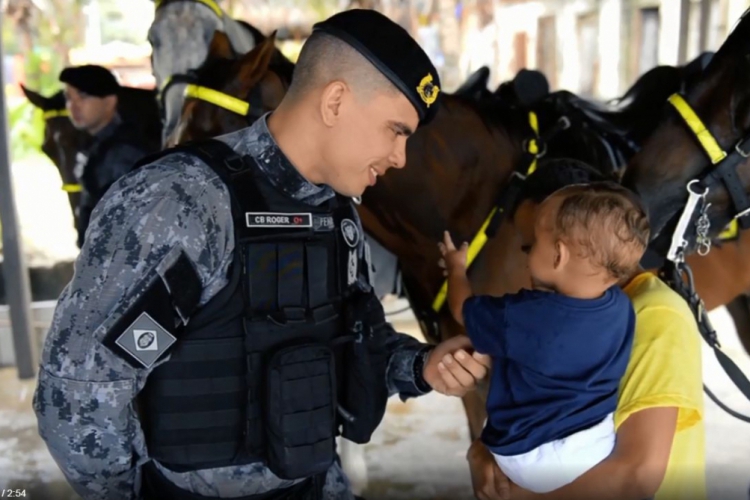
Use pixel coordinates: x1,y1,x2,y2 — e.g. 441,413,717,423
341,219,360,248
137,331,156,349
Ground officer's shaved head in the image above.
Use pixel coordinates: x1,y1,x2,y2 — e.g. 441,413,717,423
286,32,399,101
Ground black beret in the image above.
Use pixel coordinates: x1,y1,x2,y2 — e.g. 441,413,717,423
313,9,441,126
59,65,120,97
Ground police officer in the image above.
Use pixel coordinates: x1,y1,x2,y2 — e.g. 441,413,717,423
34,10,490,500
60,64,152,247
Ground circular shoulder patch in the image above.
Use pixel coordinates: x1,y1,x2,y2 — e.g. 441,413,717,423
341,218,360,248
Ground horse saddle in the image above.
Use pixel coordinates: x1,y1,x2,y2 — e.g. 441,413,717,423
553,91,632,138
455,66,491,101
510,69,550,106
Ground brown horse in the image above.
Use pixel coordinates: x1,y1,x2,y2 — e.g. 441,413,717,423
173,31,750,440
20,86,88,233
621,9,750,356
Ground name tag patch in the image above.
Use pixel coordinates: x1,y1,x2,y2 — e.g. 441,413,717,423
246,212,312,228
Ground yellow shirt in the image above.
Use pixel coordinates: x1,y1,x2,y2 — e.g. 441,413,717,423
619,273,706,500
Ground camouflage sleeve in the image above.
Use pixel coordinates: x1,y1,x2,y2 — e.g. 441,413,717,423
32,154,234,500
376,302,434,401
351,212,434,401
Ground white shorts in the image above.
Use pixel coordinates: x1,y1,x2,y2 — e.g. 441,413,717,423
492,413,615,493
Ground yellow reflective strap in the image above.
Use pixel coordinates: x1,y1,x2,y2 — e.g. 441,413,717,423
184,84,250,116
62,183,82,193
155,0,223,18
43,109,69,120
668,94,727,165
529,111,539,136
431,112,541,312
432,207,499,312
719,219,739,241
526,111,540,175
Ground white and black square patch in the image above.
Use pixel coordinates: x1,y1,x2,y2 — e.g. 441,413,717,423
114,312,176,368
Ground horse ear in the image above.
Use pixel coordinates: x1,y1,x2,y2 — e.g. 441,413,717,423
236,31,277,84
208,30,235,60
20,84,48,110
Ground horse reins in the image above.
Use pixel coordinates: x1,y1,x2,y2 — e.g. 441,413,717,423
430,111,566,313
42,108,82,194
660,92,750,423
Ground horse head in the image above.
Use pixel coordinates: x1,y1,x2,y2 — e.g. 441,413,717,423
168,31,287,146
148,0,256,145
20,84,88,228
20,84,88,189
622,8,750,255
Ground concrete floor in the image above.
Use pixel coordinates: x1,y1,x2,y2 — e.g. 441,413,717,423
1,305,749,500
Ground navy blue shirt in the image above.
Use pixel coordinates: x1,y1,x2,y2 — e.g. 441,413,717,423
463,287,635,456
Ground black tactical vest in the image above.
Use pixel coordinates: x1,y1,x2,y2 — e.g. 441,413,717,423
135,140,389,481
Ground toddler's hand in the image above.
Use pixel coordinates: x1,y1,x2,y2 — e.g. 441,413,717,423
438,231,468,276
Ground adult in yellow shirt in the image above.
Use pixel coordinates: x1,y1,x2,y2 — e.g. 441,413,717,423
466,159,706,500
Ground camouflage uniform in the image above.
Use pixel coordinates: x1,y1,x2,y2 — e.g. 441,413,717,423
33,114,432,500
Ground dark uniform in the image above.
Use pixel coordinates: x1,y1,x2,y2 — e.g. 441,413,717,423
60,65,152,248
34,10,442,500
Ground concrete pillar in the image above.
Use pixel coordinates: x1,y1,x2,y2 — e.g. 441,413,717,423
598,0,623,99
557,2,581,92
0,21,36,380
658,0,683,66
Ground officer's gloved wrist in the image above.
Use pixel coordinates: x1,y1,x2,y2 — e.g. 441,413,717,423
412,345,434,394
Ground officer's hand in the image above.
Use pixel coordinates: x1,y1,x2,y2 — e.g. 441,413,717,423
423,335,491,397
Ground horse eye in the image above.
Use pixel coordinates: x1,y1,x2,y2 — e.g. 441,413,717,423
521,244,531,254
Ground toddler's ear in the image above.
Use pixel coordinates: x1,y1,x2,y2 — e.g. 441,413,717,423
554,240,570,270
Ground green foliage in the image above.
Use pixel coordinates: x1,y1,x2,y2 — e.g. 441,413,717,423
8,100,44,161
23,48,62,96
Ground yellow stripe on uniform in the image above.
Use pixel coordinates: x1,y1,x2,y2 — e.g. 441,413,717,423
62,184,82,193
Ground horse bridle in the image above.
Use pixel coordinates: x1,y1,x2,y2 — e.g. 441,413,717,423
152,0,225,122
395,111,564,345
665,93,750,261
173,63,290,134
659,92,750,423
42,109,82,194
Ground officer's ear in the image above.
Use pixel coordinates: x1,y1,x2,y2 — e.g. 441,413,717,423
320,80,346,127
235,31,277,86
207,31,235,60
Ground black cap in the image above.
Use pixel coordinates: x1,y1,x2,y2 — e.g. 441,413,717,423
313,9,441,125
59,65,120,97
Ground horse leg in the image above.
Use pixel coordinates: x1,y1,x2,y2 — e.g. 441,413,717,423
725,293,750,356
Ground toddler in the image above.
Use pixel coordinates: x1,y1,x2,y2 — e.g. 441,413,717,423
439,182,650,493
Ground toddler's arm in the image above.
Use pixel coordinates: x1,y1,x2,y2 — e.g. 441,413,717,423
438,231,471,326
